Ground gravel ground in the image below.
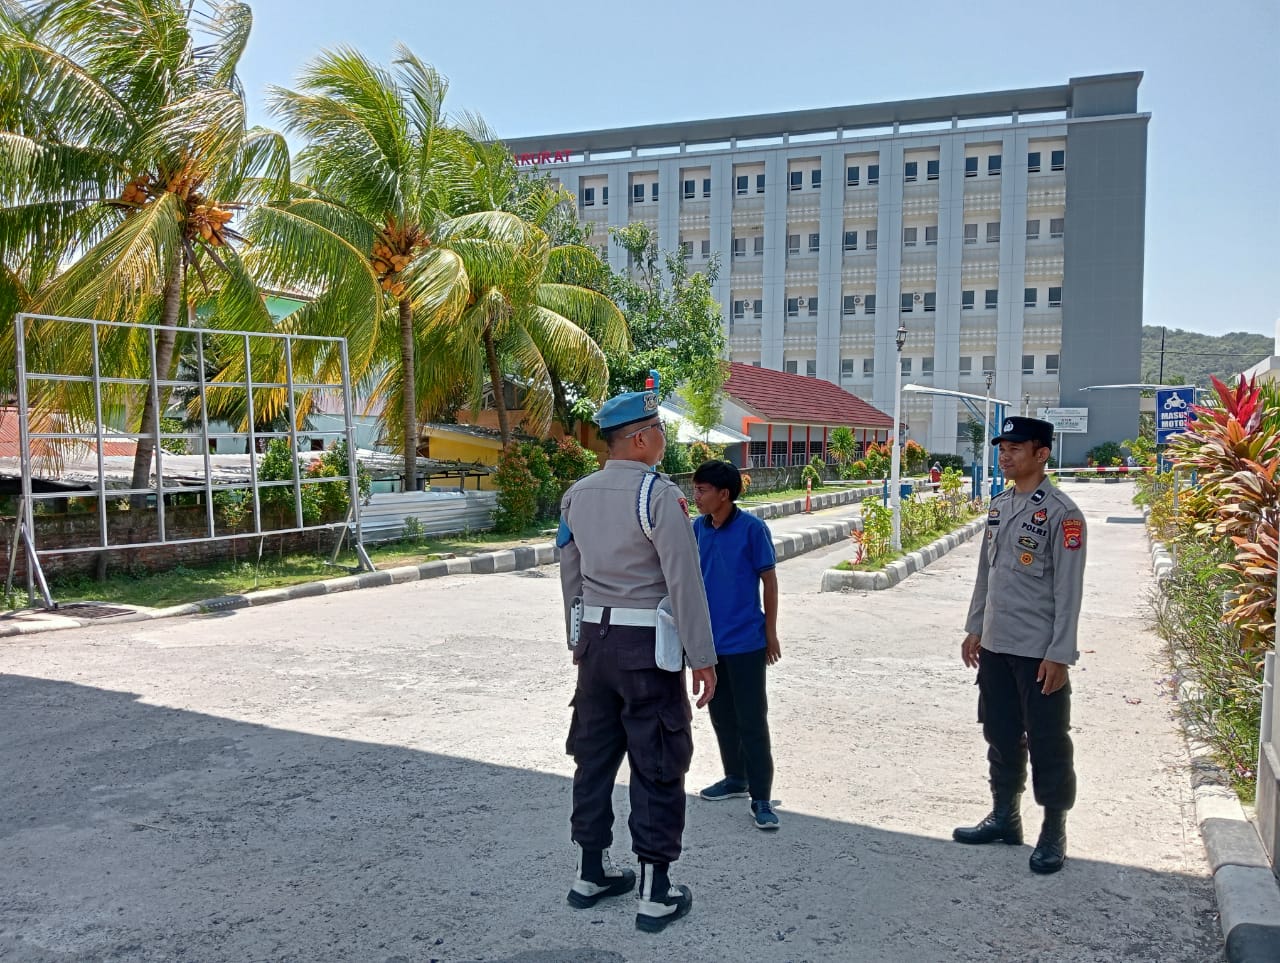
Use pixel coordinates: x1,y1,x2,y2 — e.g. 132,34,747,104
0,482,1224,962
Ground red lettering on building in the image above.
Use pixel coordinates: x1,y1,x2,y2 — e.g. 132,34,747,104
512,149,573,166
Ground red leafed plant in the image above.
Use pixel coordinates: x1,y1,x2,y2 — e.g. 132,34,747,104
1170,374,1278,657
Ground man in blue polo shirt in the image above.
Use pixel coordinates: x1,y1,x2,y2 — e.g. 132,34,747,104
691,460,782,831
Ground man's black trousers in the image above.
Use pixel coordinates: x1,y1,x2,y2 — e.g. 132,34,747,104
706,647,774,801
566,619,694,865
977,647,1076,810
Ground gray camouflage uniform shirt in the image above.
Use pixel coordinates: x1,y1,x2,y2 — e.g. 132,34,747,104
965,481,1087,666
559,459,717,670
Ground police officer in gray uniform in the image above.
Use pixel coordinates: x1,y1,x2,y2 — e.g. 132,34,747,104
557,372,718,933
954,416,1086,875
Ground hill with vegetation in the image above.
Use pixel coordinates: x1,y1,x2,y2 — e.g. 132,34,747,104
1142,326,1273,387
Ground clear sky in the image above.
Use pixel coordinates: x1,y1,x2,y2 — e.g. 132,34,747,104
238,0,1278,339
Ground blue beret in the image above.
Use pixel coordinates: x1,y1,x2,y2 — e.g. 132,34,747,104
594,370,661,431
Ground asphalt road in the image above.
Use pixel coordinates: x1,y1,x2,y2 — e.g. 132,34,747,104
0,482,1224,962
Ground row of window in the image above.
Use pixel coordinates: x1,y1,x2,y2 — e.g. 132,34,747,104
730,286,1063,320
823,353,1061,378
718,218,1065,259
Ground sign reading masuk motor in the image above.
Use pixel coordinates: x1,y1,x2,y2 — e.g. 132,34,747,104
1155,387,1196,444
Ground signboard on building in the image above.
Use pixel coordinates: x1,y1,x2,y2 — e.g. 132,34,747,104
1036,407,1089,433
1155,387,1196,444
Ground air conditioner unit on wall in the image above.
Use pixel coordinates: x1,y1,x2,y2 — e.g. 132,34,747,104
853,296,863,304
797,297,808,308
913,293,923,302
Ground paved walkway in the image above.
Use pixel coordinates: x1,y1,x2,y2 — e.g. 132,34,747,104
0,483,1225,962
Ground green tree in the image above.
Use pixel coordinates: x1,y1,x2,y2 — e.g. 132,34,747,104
827,426,857,468
0,0,290,500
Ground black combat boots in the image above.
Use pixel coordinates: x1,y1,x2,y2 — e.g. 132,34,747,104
952,792,1024,845
1029,809,1068,874
566,846,636,908
635,861,692,933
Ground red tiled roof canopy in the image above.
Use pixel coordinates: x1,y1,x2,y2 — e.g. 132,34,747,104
723,363,893,428
0,407,138,458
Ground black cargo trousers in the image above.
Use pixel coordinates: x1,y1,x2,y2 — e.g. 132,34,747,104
566,615,695,865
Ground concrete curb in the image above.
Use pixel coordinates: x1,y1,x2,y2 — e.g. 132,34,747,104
0,490,872,639
1148,535,1280,961
818,516,986,592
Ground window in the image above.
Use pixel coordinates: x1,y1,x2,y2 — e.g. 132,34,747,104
901,358,913,376
651,182,659,202
683,179,695,200
903,227,918,248
846,165,859,186
982,355,996,374
785,360,798,374
602,186,609,206
901,293,915,313
964,223,978,244
863,358,874,376
733,237,746,258
736,175,749,196
965,156,978,177
1046,353,1060,374
959,356,973,375
790,170,803,191
988,154,1001,176
679,241,691,260
962,290,975,310
984,289,999,310
632,183,644,203
811,169,821,189
867,164,879,185
843,295,858,316
1024,288,1037,308
1048,286,1062,308
732,300,746,320
1026,219,1041,240
753,235,765,256
756,173,766,193
927,159,940,180
808,232,820,253
1049,218,1065,239
923,292,936,312
843,230,858,252
702,177,711,198
583,187,595,207
701,239,711,258
787,297,800,317
864,294,876,314
866,229,878,250
922,357,934,377
1027,151,1041,173
904,161,918,183
1051,149,1065,171
1022,354,1035,375
787,235,800,256
986,222,1000,243
752,299,763,318
841,358,855,378
807,297,818,317
806,360,817,378
925,225,938,246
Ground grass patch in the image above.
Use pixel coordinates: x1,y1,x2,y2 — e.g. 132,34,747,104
832,514,977,571
36,521,555,610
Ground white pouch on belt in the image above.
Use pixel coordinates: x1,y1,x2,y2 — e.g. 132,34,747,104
654,597,683,672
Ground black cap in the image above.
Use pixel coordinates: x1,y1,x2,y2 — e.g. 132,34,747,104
992,416,1054,447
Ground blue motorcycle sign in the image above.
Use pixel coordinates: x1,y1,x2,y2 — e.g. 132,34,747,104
1155,387,1195,444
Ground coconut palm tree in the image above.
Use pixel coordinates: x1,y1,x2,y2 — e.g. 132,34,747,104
0,0,290,497
248,45,626,478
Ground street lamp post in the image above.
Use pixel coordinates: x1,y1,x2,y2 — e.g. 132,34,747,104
981,370,994,500
890,323,907,552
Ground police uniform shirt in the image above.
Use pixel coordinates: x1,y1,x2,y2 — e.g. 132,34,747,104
964,483,1087,666
559,460,717,670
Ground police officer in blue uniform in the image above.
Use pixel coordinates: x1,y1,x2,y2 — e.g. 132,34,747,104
557,373,718,933
953,416,1087,875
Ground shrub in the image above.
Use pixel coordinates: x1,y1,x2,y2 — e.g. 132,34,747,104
520,441,560,519
547,437,599,493
688,438,725,467
930,452,966,472
801,456,823,490
660,439,693,475
903,439,929,475
1086,441,1123,466
493,446,541,533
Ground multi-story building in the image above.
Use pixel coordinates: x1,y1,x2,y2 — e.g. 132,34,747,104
503,73,1148,462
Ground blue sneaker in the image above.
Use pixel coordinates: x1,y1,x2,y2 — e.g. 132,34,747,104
699,777,749,801
751,800,780,831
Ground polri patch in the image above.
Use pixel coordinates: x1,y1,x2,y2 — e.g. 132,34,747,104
1020,522,1048,538
1032,508,1048,525
987,508,1001,526
643,392,659,412
1018,535,1040,550
1019,552,1034,565
678,495,689,516
1062,518,1083,550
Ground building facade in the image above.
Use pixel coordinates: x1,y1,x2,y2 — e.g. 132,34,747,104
504,73,1148,463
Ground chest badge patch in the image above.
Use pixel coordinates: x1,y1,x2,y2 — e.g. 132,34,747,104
1018,535,1039,550
1031,508,1048,525
1062,519,1083,550
1019,551,1034,565
987,508,1001,526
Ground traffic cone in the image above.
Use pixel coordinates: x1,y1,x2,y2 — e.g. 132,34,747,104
804,477,812,514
